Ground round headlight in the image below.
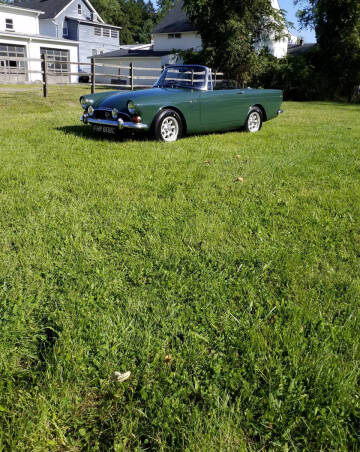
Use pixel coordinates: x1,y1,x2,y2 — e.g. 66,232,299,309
88,105,94,116
112,108,118,119
127,100,136,115
80,97,88,109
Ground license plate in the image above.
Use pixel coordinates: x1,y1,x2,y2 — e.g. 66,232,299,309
92,125,116,135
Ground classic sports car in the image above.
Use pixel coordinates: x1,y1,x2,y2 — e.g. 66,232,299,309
80,64,283,142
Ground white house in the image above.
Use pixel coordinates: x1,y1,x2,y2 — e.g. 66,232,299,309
15,0,121,65
288,31,299,46
252,0,290,58
93,0,291,88
0,3,78,83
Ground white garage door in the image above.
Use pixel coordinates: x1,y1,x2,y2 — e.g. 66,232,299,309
40,47,70,83
0,44,27,81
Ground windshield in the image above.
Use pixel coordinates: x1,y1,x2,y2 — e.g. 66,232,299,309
155,66,207,90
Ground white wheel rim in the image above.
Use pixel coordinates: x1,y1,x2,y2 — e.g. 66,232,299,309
248,112,261,132
160,116,179,142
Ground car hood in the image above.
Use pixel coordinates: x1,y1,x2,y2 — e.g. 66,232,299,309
96,87,192,111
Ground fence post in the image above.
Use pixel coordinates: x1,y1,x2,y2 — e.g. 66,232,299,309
91,58,95,94
130,62,134,91
41,53,48,98
214,71,217,89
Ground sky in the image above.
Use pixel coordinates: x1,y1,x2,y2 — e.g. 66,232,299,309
278,0,316,42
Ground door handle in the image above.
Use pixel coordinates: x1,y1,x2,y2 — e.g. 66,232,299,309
237,91,245,94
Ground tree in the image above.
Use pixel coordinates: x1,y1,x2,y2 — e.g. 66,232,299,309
90,0,124,26
120,0,155,43
155,0,176,19
91,0,157,43
182,0,287,85
296,0,360,101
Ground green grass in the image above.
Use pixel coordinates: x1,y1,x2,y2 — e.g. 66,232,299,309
0,85,360,450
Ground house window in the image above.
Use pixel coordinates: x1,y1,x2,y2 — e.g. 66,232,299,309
78,4,82,15
111,29,118,39
168,33,181,39
94,27,101,36
103,28,110,37
63,21,68,37
5,19,14,31
40,48,69,73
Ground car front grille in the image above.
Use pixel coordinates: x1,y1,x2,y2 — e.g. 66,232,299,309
93,109,130,121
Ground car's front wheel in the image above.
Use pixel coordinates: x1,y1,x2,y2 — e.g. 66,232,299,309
244,107,263,133
154,109,183,142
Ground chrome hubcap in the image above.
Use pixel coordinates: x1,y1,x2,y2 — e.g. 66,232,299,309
160,116,179,142
248,112,261,132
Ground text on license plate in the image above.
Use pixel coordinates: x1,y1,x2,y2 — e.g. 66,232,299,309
93,125,116,134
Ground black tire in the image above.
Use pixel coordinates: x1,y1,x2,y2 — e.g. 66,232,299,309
244,107,263,133
154,109,183,142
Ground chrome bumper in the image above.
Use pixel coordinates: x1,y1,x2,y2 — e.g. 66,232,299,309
81,113,149,130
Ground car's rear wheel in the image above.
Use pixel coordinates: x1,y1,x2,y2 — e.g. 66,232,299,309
245,107,263,133
154,109,183,142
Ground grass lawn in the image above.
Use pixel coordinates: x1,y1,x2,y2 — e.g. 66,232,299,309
0,85,360,450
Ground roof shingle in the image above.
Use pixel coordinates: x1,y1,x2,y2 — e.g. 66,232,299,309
152,0,197,34
91,49,172,59
15,0,79,20
287,43,317,57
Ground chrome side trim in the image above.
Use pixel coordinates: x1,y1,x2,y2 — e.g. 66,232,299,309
81,115,149,130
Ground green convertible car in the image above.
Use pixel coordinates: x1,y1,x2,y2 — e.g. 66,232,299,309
80,64,283,142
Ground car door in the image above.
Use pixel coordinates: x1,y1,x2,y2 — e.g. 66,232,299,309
199,89,250,131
